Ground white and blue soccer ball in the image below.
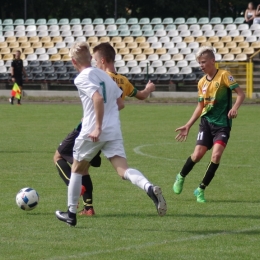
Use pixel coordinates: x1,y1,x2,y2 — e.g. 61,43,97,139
16,187,39,211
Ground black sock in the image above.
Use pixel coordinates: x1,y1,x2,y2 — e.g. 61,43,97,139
10,96,14,103
18,97,21,104
56,159,71,186
180,156,196,177
199,161,219,189
82,175,93,210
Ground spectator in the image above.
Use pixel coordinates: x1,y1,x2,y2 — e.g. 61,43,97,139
244,2,256,26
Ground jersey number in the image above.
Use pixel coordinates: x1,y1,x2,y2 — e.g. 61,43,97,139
197,131,204,141
100,82,107,103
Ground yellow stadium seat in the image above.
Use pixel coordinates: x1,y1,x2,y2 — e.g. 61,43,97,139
50,54,61,61
0,42,8,48
234,53,247,61
119,47,130,55
90,42,99,48
114,42,126,49
11,47,22,54
123,36,134,43
43,42,54,49
238,41,249,48
17,36,28,43
41,36,51,43
0,47,11,54
3,53,13,60
20,42,31,48
195,36,206,43
135,36,146,43
131,47,142,55
230,47,242,54
217,47,229,54
183,36,195,43
200,42,212,47
58,48,69,55
31,42,42,49
29,36,40,43
172,54,184,61
9,42,19,48
221,36,232,43
99,36,110,43
225,42,237,49
155,48,167,55
222,53,234,61
52,36,63,43
213,42,224,49
23,47,34,55
123,54,134,61
111,36,122,44
127,42,138,49
139,42,150,49
87,36,98,44
143,48,154,55
242,47,254,55
135,54,146,61
208,36,219,43
6,36,16,43
233,36,244,43
61,54,71,61
251,41,260,49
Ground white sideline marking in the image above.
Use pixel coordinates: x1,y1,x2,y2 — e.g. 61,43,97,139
133,144,253,168
47,225,260,259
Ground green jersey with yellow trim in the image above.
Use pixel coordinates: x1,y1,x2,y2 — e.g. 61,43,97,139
106,71,137,100
198,69,239,127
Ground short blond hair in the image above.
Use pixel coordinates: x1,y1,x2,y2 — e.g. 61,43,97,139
69,42,91,65
195,46,215,61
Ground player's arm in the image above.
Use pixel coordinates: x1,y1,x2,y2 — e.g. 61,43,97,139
175,101,204,142
134,80,155,100
227,87,245,119
88,91,104,142
117,97,125,110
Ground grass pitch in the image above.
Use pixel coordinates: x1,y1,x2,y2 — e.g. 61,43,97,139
0,102,259,260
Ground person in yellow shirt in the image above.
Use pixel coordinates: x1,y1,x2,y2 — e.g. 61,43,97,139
173,46,245,203
54,42,156,216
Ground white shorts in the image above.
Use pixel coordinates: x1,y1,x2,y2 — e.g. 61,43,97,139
73,138,126,162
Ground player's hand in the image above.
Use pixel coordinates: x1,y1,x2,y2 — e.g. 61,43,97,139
88,128,101,142
175,125,190,142
228,108,238,119
145,80,155,92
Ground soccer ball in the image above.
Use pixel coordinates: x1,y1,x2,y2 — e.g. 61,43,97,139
16,187,39,211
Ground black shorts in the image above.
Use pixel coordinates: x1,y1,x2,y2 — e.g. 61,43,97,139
196,117,231,150
15,77,23,87
57,129,101,167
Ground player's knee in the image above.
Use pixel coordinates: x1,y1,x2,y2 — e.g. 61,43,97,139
191,153,203,162
211,152,222,164
53,150,62,164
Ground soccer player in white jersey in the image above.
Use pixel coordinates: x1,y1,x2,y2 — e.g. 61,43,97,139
55,42,167,226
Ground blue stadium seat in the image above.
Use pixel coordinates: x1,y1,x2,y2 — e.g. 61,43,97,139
41,60,52,67
47,18,58,25
92,18,103,25
198,17,209,24
157,74,171,83
127,18,138,25
58,73,70,81
81,18,92,25
14,19,24,25
3,19,13,26
33,73,45,81
139,18,150,25
183,73,197,83
58,18,69,25
104,18,115,25
210,17,221,24
53,60,64,68
162,18,173,24
45,73,58,81
234,17,245,24
0,73,9,81
55,66,67,73
115,18,126,25
150,18,162,25
70,18,81,25
170,74,183,82
186,18,197,24
24,19,35,26
31,66,43,75
174,18,185,24
36,19,46,25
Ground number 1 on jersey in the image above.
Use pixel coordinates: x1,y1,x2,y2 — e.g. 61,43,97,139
100,82,107,103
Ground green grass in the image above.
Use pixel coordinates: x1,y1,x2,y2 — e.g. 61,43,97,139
0,102,259,260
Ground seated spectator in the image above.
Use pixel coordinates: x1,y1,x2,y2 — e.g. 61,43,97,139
253,4,260,24
245,2,256,26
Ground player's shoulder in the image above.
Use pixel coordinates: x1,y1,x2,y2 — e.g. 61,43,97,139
198,74,207,85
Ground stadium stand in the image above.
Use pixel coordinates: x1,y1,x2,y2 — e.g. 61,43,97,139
0,16,259,92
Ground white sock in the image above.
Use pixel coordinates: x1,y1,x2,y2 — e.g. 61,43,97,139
68,172,82,214
124,168,152,192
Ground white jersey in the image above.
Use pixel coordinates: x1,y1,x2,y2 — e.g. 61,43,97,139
74,67,123,141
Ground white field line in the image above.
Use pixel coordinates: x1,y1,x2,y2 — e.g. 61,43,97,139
47,225,260,259
133,144,253,168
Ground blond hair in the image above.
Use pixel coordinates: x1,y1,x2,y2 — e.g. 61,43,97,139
69,42,91,65
195,46,215,61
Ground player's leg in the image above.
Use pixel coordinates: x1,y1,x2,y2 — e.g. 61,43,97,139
173,118,211,194
194,127,230,203
16,79,23,105
55,139,103,226
105,140,167,216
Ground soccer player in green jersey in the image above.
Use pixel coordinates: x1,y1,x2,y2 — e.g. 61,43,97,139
173,46,245,202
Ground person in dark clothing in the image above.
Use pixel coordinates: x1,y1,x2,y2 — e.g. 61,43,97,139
9,50,28,105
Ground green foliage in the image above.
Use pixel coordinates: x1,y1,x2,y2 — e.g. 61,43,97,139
1,0,247,20
0,103,259,260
